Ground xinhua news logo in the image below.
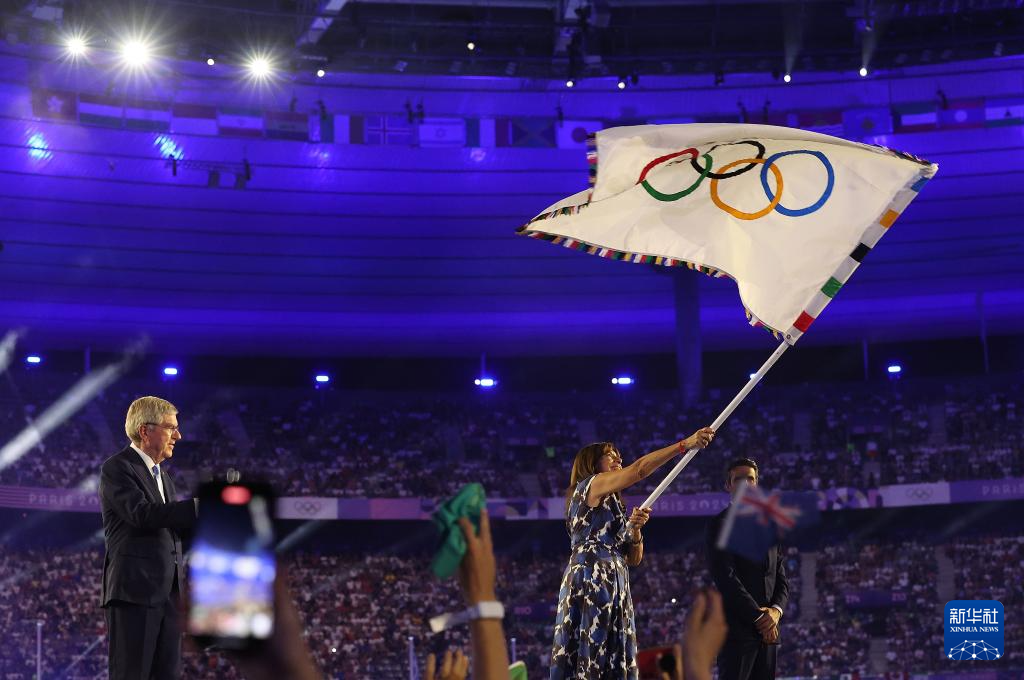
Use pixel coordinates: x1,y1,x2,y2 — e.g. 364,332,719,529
944,600,1004,661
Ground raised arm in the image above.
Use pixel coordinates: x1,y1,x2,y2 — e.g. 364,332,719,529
586,427,715,507
456,510,510,680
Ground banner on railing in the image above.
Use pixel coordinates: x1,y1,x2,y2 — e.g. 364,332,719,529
2,477,1022,518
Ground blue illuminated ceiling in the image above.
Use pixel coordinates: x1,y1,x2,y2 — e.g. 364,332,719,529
0,46,1021,357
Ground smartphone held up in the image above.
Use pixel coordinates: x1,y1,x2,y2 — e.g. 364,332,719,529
187,479,276,651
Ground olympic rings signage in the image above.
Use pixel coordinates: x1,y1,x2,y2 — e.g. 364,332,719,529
277,496,338,519
636,140,836,220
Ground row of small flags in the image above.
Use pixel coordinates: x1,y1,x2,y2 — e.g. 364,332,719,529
30,87,1024,149
893,98,1024,131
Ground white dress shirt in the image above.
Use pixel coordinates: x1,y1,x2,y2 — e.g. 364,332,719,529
130,443,166,502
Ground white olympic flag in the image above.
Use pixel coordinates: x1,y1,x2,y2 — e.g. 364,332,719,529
518,124,938,343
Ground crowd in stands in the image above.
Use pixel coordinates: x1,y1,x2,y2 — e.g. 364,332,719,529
0,547,107,680
783,618,872,677
817,541,941,673
0,374,1020,500
0,371,1021,676
816,541,937,614
947,534,1024,667
3,530,1021,678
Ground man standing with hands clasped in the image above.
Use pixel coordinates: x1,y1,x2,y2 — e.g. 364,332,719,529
705,458,789,680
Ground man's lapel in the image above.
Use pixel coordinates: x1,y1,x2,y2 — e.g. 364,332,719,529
125,449,163,504
163,469,175,502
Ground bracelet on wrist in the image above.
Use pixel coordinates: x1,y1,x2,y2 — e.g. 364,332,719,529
429,600,504,632
466,601,504,622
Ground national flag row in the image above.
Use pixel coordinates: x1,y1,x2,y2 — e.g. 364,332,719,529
31,88,609,148
892,98,1024,131
30,88,1024,149
32,89,311,140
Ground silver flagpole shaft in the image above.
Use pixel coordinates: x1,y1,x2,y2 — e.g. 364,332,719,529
638,340,790,511
36,620,42,680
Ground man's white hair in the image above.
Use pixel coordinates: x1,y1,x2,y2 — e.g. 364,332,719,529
125,396,178,444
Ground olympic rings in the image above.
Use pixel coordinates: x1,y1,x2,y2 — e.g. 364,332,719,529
640,150,714,202
691,140,766,179
632,140,834,219
758,149,835,217
637,148,700,184
710,158,783,220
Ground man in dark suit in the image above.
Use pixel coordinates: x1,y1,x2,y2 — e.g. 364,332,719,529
705,457,789,680
100,396,197,680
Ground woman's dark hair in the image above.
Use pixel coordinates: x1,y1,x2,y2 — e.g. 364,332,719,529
566,442,621,513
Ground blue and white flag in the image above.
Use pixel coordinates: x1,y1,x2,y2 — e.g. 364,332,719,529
716,481,819,561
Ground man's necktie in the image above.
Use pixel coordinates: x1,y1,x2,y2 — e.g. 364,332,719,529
152,465,163,502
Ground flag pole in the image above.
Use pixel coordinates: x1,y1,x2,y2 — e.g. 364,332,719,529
638,339,790,511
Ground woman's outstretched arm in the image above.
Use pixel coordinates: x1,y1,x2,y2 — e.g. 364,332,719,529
586,427,715,507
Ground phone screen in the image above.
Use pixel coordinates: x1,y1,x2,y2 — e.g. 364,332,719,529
188,482,275,646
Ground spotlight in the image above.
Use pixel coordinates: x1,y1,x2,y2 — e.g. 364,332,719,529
565,79,574,88
612,376,634,386
248,56,272,78
27,133,51,161
474,377,497,388
783,73,791,83
859,66,868,77
887,364,902,374
206,57,215,66
467,41,476,51
120,38,152,68
163,366,178,376
316,68,325,78
749,372,757,380
25,355,42,364
315,374,330,384
64,35,87,58
617,78,626,90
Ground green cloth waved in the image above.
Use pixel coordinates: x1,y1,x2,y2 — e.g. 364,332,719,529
430,482,486,579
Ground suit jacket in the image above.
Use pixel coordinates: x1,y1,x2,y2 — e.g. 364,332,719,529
705,507,790,640
99,446,196,607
